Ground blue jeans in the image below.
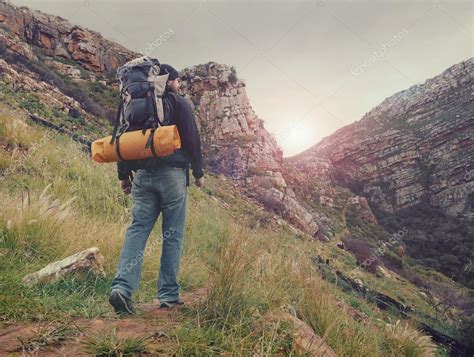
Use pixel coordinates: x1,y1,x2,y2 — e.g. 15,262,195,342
111,166,187,302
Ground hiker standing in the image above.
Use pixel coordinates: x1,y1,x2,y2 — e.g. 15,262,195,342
109,61,204,314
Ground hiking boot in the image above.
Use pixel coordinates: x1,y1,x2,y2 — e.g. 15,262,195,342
109,290,135,315
159,297,185,309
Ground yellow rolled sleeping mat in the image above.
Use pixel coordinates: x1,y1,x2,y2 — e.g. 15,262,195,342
91,125,181,163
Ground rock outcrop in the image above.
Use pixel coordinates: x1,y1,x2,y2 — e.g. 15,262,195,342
262,306,338,356
180,63,320,236
288,58,474,220
0,1,322,236
0,0,136,71
22,247,105,286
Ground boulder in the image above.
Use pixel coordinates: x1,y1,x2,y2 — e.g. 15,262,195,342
22,247,105,286
376,266,393,279
263,306,337,356
346,196,378,224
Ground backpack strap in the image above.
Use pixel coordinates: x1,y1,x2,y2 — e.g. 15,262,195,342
110,88,130,145
109,101,122,145
136,84,164,137
152,73,169,126
114,135,125,161
150,88,164,127
145,127,159,157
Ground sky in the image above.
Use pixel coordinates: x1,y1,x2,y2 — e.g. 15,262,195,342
11,0,474,157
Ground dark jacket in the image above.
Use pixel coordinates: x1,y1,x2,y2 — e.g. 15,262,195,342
117,89,204,183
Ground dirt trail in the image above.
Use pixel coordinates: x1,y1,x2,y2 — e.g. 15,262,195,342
0,287,208,356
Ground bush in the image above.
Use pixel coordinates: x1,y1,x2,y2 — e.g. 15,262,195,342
343,236,381,273
377,203,474,289
385,320,436,356
403,270,429,289
460,315,474,351
381,251,404,273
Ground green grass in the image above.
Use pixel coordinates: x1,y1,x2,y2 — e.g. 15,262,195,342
0,102,455,355
0,81,105,140
82,328,150,356
17,320,80,354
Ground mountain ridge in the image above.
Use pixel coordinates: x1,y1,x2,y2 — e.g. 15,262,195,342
0,1,473,354
288,58,473,219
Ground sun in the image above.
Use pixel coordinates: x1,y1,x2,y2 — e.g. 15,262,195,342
282,125,314,156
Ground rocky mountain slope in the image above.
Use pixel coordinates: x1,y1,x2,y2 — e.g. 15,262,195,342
1,0,472,275
178,63,323,237
285,59,473,289
0,0,134,71
0,0,326,238
1,1,474,354
288,59,473,220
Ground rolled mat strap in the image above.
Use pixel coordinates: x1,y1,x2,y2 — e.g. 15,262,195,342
91,126,181,163
115,135,125,161
146,128,159,157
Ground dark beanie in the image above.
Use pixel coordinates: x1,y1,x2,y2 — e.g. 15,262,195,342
160,64,179,80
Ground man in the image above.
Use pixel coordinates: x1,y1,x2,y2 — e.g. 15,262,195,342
109,64,204,314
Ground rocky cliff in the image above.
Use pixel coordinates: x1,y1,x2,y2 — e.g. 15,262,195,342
0,0,471,241
288,59,473,220
179,62,320,236
0,1,322,237
0,0,135,71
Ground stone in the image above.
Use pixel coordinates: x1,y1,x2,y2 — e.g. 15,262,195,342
263,306,337,357
22,247,105,286
320,195,335,207
347,196,378,224
354,279,364,290
376,266,392,279
68,107,81,118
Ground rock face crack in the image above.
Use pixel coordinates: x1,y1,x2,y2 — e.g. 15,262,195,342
287,58,473,220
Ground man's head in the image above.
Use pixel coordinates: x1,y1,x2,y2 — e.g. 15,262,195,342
160,64,180,93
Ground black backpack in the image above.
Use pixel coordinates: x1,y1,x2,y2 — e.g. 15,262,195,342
110,56,171,158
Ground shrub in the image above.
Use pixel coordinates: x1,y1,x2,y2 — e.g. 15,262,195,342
377,203,474,289
381,251,404,273
0,147,10,170
229,66,238,84
460,315,474,352
343,236,381,273
385,320,436,357
404,270,429,289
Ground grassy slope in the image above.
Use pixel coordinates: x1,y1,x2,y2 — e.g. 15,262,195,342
0,98,454,356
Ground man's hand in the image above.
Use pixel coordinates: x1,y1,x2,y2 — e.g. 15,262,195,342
195,177,204,187
120,179,132,195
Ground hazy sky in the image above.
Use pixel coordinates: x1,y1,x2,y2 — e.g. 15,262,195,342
12,0,473,156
